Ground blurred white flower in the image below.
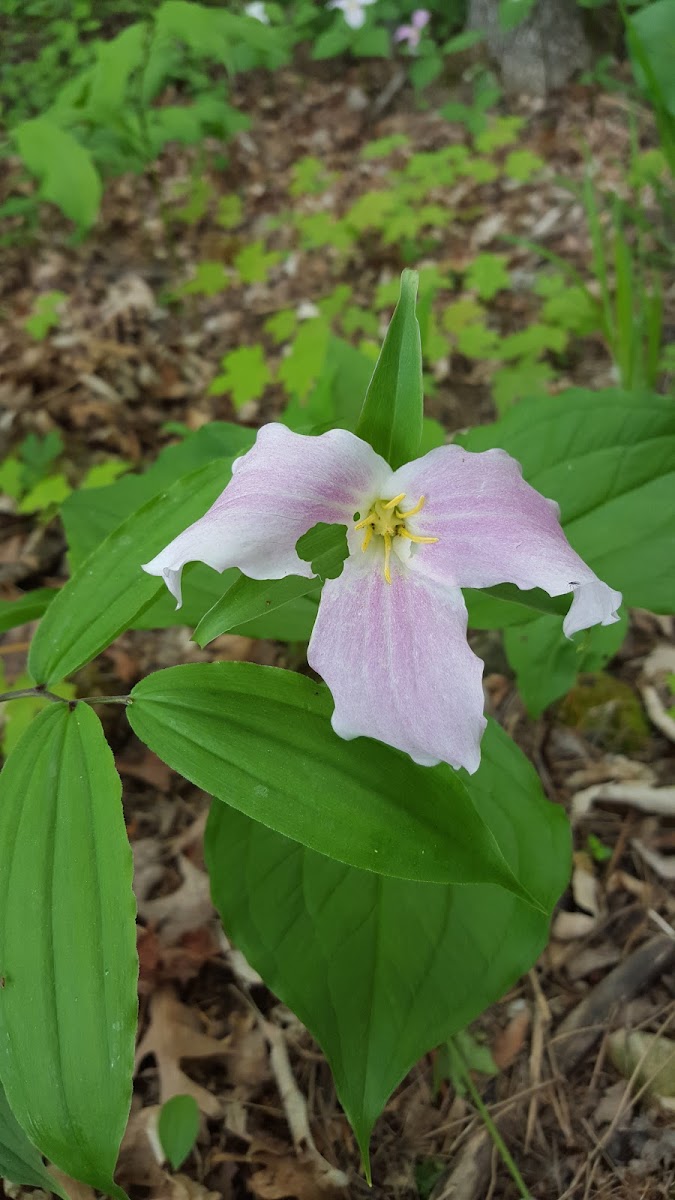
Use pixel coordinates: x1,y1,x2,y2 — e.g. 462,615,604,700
328,0,377,30
244,1,269,22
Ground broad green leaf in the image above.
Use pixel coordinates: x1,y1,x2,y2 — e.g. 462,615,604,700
206,722,569,1161
128,662,541,903
629,0,675,116
158,1094,200,1171
0,588,56,635
457,389,675,613
193,523,345,647
465,583,568,630
356,269,423,469
0,1083,67,1198
12,118,102,230
194,575,320,647
0,704,137,1196
29,459,234,685
504,609,628,716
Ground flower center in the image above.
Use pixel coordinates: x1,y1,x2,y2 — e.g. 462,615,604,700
354,493,438,584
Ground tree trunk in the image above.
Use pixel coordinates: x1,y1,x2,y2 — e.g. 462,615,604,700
468,0,591,95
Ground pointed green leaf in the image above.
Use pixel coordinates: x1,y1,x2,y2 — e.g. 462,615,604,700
128,663,541,905
0,1083,67,1198
0,704,137,1196
194,574,320,648
192,523,346,649
158,1094,200,1170
205,722,569,1161
356,269,423,469
29,459,236,685
12,119,102,230
0,589,56,635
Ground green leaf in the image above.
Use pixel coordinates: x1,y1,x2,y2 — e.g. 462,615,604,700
504,149,545,182
24,290,67,340
129,663,543,904
12,118,102,230
0,1083,67,1198
497,0,537,30
1,672,76,759
192,523,345,648
457,389,675,613
194,574,320,647
233,241,280,284
629,0,675,116
29,459,235,685
277,318,330,400
0,704,137,1196
504,609,628,715
180,261,231,298
465,253,511,301
465,583,567,629
209,345,271,409
158,1095,200,1171
356,269,423,469
492,358,554,414
0,589,56,635
205,721,569,1161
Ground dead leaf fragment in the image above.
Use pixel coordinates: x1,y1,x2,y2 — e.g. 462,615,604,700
135,986,229,1117
608,1030,675,1110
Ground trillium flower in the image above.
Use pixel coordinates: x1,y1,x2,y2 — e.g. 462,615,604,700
394,8,430,49
244,1,269,21
143,425,621,773
327,0,377,30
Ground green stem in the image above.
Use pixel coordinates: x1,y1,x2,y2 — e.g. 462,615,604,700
451,1039,533,1200
0,688,130,707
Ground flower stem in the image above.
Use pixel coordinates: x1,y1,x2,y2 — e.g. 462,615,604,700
450,1038,533,1200
0,688,130,707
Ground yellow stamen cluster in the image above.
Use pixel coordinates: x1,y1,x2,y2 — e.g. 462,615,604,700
354,492,438,583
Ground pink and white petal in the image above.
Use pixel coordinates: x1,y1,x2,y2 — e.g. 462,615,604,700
143,423,390,606
412,8,430,27
387,445,622,634
308,556,486,772
563,580,622,638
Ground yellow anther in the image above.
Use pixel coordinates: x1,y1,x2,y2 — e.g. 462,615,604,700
398,529,439,544
353,492,437,583
397,495,426,519
383,533,392,584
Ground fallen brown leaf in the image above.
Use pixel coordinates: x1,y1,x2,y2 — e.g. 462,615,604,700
135,986,229,1117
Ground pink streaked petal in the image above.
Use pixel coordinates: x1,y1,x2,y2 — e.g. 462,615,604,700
308,556,486,772
394,24,413,40
142,423,390,606
388,445,622,634
412,8,430,27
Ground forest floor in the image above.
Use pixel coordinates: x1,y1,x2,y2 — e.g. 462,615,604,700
1,57,674,1200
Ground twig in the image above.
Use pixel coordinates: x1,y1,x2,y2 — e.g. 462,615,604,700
551,934,675,1073
640,683,675,743
261,1017,349,1190
0,687,131,706
0,686,64,703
